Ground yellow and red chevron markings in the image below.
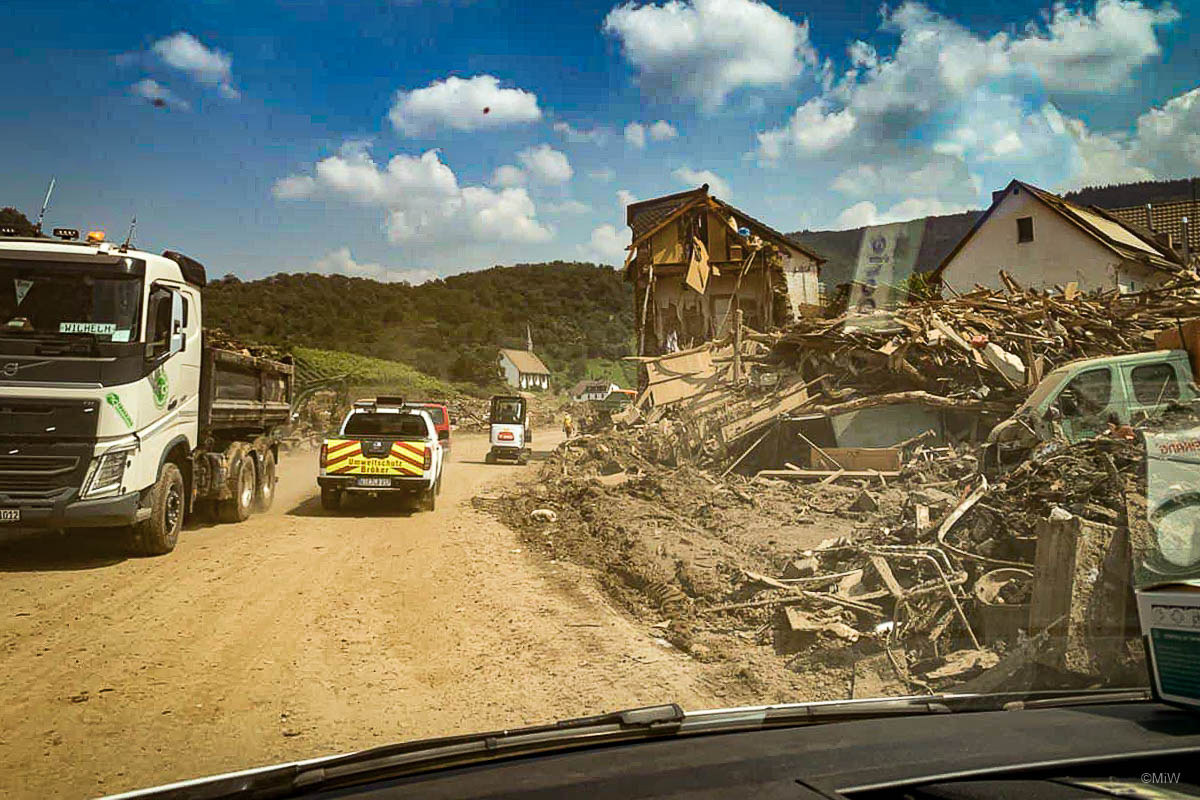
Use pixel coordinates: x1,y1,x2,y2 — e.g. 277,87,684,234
323,439,425,476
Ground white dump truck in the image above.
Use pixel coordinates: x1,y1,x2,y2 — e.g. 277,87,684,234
0,229,292,555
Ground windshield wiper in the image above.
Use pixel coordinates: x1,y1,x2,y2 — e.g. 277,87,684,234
109,691,1152,799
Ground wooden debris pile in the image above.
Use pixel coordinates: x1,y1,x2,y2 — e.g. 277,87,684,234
710,431,1151,692
771,275,1200,415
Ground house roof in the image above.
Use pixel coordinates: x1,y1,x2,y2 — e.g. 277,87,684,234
570,380,613,395
625,185,825,266
499,348,549,375
933,179,1187,282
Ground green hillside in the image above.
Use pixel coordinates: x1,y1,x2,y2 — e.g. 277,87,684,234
292,346,470,399
204,261,634,389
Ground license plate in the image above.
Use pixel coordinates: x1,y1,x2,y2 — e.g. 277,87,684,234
356,477,392,488
0,509,20,522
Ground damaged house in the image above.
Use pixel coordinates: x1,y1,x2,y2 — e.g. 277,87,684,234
624,185,825,356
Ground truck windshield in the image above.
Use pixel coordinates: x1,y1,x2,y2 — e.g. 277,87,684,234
0,263,141,343
343,412,427,438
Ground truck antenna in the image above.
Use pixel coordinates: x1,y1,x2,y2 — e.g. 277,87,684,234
35,177,55,235
121,215,136,250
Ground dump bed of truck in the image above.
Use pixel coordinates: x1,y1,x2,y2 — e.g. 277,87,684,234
200,341,294,434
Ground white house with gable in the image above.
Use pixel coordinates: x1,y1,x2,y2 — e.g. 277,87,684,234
498,348,550,391
933,179,1188,294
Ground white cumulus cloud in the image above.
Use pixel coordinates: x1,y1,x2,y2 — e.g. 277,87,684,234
582,224,630,265
151,32,238,98
130,78,190,111
604,0,817,110
273,142,552,251
388,74,542,136
832,198,973,230
752,0,1182,225
672,167,730,197
1007,0,1179,92
311,247,440,285
624,122,647,149
516,144,573,183
490,164,528,188
649,120,678,140
544,199,593,214
553,121,610,144
617,189,637,208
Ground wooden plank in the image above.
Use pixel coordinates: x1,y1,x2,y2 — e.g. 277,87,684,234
808,447,901,472
868,554,905,599
755,469,901,480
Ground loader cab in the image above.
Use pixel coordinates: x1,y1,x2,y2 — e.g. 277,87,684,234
487,395,531,465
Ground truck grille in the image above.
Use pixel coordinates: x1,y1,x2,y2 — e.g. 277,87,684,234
0,455,81,494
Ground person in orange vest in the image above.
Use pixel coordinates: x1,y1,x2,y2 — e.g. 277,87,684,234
562,412,574,439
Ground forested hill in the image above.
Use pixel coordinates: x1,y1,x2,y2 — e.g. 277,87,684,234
203,261,635,387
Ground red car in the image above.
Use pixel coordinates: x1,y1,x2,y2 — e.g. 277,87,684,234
406,401,452,451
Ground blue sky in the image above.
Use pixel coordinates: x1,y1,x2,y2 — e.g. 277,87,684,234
2,0,1198,282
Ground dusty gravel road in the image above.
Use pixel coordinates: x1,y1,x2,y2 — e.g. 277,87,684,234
0,433,725,799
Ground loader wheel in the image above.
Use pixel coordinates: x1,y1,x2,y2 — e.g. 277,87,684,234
126,462,184,556
320,487,341,512
254,450,277,512
218,455,255,523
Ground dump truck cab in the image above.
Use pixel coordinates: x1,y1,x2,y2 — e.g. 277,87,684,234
983,349,1200,473
486,395,530,465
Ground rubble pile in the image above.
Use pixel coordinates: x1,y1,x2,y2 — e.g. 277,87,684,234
205,328,292,362
772,276,1200,414
493,427,1153,700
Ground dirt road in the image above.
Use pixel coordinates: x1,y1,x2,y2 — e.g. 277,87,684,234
0,434,727,799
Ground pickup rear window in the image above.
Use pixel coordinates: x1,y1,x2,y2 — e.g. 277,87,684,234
343,413,427,438
416,406,446,426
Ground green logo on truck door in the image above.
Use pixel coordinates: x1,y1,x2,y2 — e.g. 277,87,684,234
105,393,134,429
150,366,169,409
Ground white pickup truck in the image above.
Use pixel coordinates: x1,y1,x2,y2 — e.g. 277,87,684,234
317,398,445,512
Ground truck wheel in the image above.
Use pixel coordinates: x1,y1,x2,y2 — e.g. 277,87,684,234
126,463,185,556
420,485,436,512
254,450,277,512
517,451,530,466
218,455,255,523
485,451,496,465
320,487,341,512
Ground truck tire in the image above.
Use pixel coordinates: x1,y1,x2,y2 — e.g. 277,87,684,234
254,450,277,512
420,483,436,512
126,462,185,556
320,487,340,512
218,455,255,523
485,451,496,465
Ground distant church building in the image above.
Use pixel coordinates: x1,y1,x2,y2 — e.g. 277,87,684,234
498,326,550,391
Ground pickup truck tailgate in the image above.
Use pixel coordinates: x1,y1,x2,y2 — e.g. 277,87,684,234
323,438,427,476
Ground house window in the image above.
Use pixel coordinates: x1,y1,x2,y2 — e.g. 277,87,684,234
1017,217,1034,243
